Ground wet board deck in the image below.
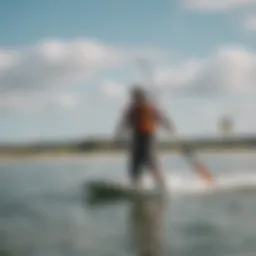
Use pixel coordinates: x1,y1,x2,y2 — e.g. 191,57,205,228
85,180,165,204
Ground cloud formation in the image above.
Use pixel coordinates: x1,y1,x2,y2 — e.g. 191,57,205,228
0,39,167,94
244,14,256,31
1,38,255,115
182,0,256,12
101,81,125,100
0,91,82,112
153,46,256,97
0,38,124,94
102,46,256,98
0,38,168,112
182,0,256,33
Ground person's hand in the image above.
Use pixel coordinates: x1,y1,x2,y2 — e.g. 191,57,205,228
195,162,215,186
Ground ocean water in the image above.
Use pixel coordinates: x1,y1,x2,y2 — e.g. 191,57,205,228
0,152,256,256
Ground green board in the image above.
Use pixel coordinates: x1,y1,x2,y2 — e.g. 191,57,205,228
85,180,166,204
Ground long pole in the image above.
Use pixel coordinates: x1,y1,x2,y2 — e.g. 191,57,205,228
136,56,215,186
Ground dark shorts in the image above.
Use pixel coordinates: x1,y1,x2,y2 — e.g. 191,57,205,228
129,133,158,180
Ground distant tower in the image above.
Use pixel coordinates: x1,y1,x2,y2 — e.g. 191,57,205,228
219,115,233,136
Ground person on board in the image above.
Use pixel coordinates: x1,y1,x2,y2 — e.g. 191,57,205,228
114,85,175,190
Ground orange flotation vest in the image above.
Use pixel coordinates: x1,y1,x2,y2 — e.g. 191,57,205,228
128,101,158,134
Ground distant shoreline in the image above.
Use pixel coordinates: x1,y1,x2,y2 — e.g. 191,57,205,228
0,148,255,163
1,135,256,163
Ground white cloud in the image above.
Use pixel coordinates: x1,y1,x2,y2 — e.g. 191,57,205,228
0,91,82,111
99,46,256,105
154,60,202,89
100,46,256,103
0,39,167,95
243,14,256,31
0,38,170,114
182,0,256,12
0,38,124,94
57,94,79,108
101,81,126,100
151,46,256,96
181,0,256,33
0,51,18,71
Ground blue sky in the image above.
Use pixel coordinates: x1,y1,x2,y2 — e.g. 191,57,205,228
0,0,256,143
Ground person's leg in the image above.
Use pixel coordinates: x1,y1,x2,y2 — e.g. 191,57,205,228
130,160,143,191
146,135,166,190
129,136,144,190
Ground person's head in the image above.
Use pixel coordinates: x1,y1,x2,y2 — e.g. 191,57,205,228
130,85,147,103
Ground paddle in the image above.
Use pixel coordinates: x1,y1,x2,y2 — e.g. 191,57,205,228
136,57,215,186
181,147,215,185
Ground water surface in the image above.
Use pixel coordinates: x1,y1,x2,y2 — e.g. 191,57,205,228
0,153,256,256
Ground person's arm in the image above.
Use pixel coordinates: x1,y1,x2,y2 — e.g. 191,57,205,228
114,106,131,141
156,108,176,133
